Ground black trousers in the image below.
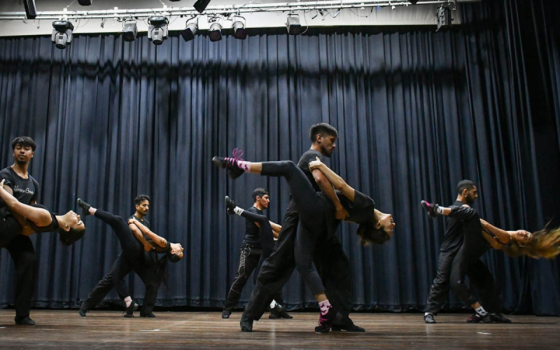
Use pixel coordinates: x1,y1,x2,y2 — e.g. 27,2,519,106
82,252,131,308
224,244,263,310
244,207,299,321
448,209,503,312
224,209,284,310
83,210,163,314
425,249,458,314
261,161,329,296
244,205,352,322
1,234,38,319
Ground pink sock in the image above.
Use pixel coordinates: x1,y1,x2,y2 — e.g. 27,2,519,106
236,160,251,172
124,296,132,308
319,300,332,316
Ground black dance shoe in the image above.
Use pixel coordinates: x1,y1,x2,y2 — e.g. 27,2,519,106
490,313,512,323
15,316,36,326
332,317,366,332
124,302,134,318
77,198,92,217
421,200,439,219
225,196,237,216
140,310,156,318
78,303,88,317
314,307,343,334
424,313,437,324
212,148,246,179
240,313,254,332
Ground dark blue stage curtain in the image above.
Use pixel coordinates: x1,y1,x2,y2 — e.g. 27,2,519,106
0,0,559,315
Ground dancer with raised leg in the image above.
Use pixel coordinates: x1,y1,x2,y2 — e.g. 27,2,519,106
77,198,184,318
78,195,153,317
222,188,291,320
213,146,394,332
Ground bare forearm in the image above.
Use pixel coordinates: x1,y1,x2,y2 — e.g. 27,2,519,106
131,219,167,247
269,221,282,232
318,177,343,209
480,219,512,242
316,164,345,190
0,187,51,225
131,226,151,246
316,164,355,201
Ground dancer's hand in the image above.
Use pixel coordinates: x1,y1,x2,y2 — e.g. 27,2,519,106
308,157,324,171
335,205,349,220
510,230,533,244
0,179,4,189
143,241,155,252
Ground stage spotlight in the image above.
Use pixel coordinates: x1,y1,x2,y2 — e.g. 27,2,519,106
123,21,138,42
78,0,93,5
51,20,74,50
436,5,452,32
23,0,37,20
209,22,222,42
232,17,247,40
148,16,169,45
194,0,212,13
181,19,198,41
286,14,304,35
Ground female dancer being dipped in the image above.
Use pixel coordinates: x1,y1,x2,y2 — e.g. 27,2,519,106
0,179,85,245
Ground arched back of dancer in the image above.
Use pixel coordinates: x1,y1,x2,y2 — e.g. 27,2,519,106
213,150,394,333
77,198,183,318
0,179,85,242
421,200,560,323
222,189,291,320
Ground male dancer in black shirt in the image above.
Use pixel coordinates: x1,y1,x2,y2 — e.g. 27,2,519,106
422,180,479,323
0,136,40,325
79,195,153,317
222,188,291,319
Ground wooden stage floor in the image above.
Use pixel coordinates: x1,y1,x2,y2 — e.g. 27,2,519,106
0,310,558,349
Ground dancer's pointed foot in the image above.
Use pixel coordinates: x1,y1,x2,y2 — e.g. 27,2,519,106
212,148,246,179
77,198,92,217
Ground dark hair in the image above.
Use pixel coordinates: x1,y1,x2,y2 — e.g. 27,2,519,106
252,188,269,202
168,252,182,263
357,221,391,246
134,194,151,206
12,136,36,152
309,123,338,144
58,227,86,246
456,180,475,195
500,227,560,259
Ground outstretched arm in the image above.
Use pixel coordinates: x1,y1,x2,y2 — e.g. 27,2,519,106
0,179,52,227
128,217,167,248
479,219,532,245
309,157,356,202
254,221,281,239
311,167,348,220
